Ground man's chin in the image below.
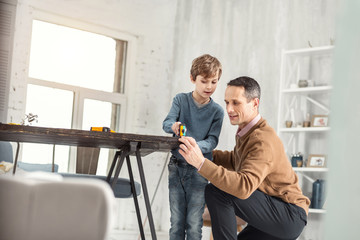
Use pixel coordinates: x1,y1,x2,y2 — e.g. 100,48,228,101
229,120,239,126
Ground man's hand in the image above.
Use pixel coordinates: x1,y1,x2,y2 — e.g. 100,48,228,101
178,136,205,169
172,122,182,136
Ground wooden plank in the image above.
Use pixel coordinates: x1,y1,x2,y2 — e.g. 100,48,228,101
0,123,179,152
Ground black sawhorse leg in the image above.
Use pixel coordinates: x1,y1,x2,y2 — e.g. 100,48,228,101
106,142,157,240
12,142,20,174
134,143,157,240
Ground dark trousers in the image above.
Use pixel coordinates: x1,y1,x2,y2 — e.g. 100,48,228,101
205,184,307,240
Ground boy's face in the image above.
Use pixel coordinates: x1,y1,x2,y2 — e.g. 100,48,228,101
191,71,219,101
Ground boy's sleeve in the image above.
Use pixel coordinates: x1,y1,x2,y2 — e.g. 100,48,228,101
162,95,181,134
197,108,224,154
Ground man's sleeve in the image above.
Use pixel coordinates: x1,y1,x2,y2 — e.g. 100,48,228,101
200,139,272,200
212,149,236,170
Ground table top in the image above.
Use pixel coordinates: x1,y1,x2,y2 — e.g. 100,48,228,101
0,123,179,154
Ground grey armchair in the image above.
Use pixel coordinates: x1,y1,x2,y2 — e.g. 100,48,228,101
0,141,59,172
0,173,115,240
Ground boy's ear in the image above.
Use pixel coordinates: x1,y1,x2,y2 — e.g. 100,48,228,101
190,74,195,83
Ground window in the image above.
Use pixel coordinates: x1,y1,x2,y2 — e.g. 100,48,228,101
23,20,128,174
0,2,16,122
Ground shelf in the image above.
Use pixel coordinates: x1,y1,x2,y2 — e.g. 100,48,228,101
309,208,326,214
281,85,332,94
293,167,329,172
279,127,330,132
283,46,334,56
278,46,333,238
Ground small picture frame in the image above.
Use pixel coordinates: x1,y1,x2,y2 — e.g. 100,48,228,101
311,115,329,127
307,154,326,168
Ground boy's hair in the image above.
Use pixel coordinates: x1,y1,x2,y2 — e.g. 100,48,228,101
190,54,222,80
227,76,261,102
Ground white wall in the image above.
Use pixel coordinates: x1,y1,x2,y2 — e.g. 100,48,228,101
325,1,360,239
172,0,339,151
6,0,340,239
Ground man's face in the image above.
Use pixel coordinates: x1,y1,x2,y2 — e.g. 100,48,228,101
224,85,259,128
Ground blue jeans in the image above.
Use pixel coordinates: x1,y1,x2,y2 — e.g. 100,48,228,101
168,156,208,240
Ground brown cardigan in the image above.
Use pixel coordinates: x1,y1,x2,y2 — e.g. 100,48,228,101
198,118,310,214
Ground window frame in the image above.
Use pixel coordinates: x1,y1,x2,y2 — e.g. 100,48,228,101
26,11,137,172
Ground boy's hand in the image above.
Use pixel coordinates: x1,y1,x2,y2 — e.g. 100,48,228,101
178,136,204,169
171,122,182,136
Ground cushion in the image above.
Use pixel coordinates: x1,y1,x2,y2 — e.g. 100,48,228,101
0,173,115,240
18,162,59,173
60,173,141,198
0,141,14,163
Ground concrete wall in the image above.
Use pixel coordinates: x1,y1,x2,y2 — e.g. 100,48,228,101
172,0,338,152
6,0,339,239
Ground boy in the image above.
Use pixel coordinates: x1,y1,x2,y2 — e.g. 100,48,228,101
162,54,224,239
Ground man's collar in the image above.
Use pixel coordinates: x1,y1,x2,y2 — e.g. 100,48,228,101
237,114,261,137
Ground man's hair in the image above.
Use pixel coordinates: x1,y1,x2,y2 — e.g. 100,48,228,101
190,54,222,80
227,76,261,102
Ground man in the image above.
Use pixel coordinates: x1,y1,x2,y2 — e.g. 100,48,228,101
178,76,309,240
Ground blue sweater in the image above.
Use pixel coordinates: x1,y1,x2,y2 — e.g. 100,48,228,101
163,92,224,161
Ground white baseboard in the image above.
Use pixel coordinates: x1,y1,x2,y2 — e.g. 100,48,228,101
108,227,212,240
108,229,169,240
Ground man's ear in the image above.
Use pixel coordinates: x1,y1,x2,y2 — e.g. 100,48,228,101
253,98,260,109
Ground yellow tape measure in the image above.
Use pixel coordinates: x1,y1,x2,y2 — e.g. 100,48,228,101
90,127,115,133
179,124,187,136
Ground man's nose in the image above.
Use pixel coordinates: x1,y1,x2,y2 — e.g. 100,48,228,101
226,104,233,113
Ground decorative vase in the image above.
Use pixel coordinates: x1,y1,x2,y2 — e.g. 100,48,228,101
298,79,308,88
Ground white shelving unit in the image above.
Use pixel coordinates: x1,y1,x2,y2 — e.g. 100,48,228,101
277,46,334,240
292,167,329,172
279,127,330,133
308,208,326,214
